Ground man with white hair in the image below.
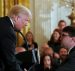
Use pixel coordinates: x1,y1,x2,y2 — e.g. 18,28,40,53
56,26,75,71
0,5,32,71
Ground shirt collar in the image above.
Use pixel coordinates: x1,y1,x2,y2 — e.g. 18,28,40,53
68,46,74,54
9,18,14,27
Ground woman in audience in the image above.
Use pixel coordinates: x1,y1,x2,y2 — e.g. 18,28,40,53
22,31,38,51
47,29,61,53
42,46,60,70
57,20,67,31
28,54,55,71
39,54,55,71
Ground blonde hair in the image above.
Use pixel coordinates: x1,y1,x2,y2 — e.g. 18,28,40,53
8,5,32,19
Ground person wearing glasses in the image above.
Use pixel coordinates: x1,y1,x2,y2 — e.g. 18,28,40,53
56,26,75,71
0,5,32,71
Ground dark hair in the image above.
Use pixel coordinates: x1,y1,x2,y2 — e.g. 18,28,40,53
62,26,75,37
59,47,68,53
40,54,54,67
48,29,61,44
58,20,66,26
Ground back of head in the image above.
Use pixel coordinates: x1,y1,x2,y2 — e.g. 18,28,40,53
43,47,54,57
62,26,75,37
8,5,32,19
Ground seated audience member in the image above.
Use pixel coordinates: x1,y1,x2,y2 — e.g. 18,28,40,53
16,32,39,70
57,20,67,31
59,47,68,64
40,54,55,71
43,47,54,58
47,29,61,53
28,54,55,71
40,46,60,67
40,43,50,56
56,26,75,71
53,47,68,69
22,31,38,51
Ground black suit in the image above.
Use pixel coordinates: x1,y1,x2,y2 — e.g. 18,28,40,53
0,16,23,71
56,46,75,71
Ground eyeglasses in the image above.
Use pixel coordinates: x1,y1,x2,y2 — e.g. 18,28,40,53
60,34,70,40
61,34,69,37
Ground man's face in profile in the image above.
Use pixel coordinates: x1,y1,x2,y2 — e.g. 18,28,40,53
14,14,29,30
59,48,68,60
61,32,72,49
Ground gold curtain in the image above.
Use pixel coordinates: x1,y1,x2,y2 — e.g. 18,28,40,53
0,0,14,16
0,0,30,46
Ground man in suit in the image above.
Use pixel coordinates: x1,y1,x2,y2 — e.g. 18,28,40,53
0,5,32,71
56,26,75,71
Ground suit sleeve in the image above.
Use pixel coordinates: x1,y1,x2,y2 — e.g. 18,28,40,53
1,29,23,71
56,53,75,71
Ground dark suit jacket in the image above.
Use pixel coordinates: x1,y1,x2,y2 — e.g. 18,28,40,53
0,16,23,71
56,46,75,71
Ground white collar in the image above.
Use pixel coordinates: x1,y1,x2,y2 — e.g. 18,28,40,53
9,18,14,27
68,46,74,54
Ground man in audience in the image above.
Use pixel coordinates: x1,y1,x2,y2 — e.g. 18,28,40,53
0,5,32,71
59,47,68,64
56,26,75,71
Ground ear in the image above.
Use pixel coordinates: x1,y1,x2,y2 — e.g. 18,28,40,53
72,37,75,42
13,15,18,22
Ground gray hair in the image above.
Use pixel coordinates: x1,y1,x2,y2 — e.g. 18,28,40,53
8,5,32,19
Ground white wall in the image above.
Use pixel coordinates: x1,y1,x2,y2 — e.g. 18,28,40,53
30,0,71,47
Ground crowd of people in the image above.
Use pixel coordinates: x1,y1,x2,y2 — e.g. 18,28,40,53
0,4,75,71
16,19,75,71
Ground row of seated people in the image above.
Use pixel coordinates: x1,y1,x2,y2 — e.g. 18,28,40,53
47,20,67,53
15,43,68,71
